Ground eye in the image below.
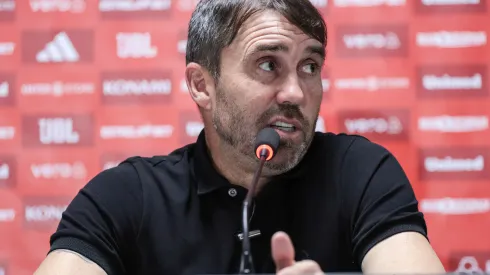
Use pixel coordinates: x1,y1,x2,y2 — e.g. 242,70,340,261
258,60,276,72
301,63,319,75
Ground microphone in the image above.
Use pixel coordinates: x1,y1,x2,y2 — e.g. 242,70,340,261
239,127,280,274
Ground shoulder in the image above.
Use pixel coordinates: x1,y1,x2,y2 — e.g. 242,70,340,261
312,132,391,167
89,143,196,194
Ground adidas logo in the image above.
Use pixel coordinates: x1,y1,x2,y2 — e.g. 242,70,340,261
0,81,9,97
36,32,80,63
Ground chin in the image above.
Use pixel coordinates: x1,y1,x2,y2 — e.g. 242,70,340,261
262,149,303,175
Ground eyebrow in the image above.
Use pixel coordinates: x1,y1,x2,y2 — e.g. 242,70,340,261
245,43,326,62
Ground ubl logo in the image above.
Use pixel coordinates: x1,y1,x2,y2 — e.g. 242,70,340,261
39,118,80,144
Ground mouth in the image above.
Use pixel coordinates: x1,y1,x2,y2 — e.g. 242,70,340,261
269,121,296,132
268,118,302,133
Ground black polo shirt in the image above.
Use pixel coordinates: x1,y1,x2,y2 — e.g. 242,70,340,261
48,130,428,275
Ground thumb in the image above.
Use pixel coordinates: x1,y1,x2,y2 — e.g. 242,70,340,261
271,231,295,271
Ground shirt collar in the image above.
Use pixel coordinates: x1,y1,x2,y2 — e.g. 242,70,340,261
192,129,319,195
193,130,231,195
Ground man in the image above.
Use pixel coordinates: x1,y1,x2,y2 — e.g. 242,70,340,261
34,0,446,274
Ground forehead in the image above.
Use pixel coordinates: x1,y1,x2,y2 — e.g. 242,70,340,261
231,10,321,53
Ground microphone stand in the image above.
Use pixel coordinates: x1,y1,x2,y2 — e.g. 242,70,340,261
239,150,268,274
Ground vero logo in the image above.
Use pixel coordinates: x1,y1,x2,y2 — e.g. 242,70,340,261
22,30,93,63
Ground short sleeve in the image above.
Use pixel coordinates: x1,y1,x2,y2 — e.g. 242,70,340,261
48,162,143,275
341,137,428,265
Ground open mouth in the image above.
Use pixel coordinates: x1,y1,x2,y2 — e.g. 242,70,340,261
269,121,296,132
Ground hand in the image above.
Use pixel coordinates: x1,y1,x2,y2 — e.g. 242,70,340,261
271,231,324,275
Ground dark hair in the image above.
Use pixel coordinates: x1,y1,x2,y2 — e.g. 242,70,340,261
186,0,327,80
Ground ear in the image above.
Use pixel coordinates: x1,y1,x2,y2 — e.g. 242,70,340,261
185,62,215,111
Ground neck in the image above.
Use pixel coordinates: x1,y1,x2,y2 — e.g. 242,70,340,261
204,126,270,193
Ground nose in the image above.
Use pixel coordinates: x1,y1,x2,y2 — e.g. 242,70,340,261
276,75,305,105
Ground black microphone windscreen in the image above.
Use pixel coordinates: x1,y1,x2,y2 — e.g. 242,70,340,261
254,128,280,154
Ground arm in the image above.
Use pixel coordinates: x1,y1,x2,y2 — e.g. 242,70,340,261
362,231,445,274
34,161,143,275
343,137,445,273
34,250,107,275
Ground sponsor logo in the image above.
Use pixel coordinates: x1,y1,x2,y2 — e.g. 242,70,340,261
29,0,86,13
99,0,172,19
415,0,486,13
23,197,71,231
0,74,14,106
335,75,410,91
310,0,328,8
0,157,15,188
417,65,488,97
176,0,199,11
22,115,94,147
336,25,408,57
177,30,187,57
179,110,202,144
421,198,490,215
22,30,93,63
315,116,326,132
419,147,490,180
449,254,490,273
116,32,157,59
21,81,94,97
100,124,174,140
180,79,188,93
0,208,15,222
100,153,131,171
416,31,487,48
101,71,172,104
30,161,87,180
0,41,14,56
0,0,15,21
321,70,330,95
418,115,489,133
338,109,409,140
0,126,15,140
333,0,406,7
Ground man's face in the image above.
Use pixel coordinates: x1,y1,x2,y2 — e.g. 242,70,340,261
211,10,325,175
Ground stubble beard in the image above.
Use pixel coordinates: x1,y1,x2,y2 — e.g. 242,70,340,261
211,86,317,176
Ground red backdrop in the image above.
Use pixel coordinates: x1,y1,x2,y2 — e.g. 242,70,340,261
0,0,489,274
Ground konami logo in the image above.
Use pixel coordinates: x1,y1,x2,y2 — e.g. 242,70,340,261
0,157,15,188
99,0,171,19
333,0,406,7
23,197,71,231
0,74,14,106
338,109,409,140
22,115,94,147
22,30,93,63
336,24,408,57
418,147,490,181
416,65,488,97
416,30,487,49
415,0,487,13
101,71,172,104
418,115,489,133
